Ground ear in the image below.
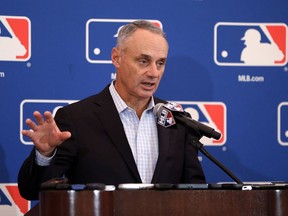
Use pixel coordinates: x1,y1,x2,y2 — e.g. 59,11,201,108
111,47,121,67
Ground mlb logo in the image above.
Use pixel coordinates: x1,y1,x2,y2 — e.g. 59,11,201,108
157,108,176,128
214,22,287,66
174,101,226,146
20,99,77,145
278,102,288,146
86,19,163,64
0,16,31,61
0,184,30,215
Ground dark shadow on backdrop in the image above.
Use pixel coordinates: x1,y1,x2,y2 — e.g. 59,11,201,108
0,143,9,182
155,55,213,101
202,147,270,183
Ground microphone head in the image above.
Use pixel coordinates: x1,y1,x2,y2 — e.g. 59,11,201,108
153,103,165,116
153,103,176,128
154,102,222,140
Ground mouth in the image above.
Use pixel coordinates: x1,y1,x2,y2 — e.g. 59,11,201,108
142,82,154,87
140,81,157,91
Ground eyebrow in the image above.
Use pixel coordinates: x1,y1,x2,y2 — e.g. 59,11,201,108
137,54,167,61
138,54,151,59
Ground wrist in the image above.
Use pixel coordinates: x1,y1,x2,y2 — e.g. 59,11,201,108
37,148,56,157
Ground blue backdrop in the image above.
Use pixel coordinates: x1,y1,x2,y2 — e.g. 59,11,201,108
1,0,287,214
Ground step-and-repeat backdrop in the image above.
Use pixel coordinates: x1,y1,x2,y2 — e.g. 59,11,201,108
1,0,287,214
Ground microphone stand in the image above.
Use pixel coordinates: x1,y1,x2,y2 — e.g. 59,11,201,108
188,134,243,184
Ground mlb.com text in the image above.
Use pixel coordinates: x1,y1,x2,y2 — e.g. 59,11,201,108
238,75,265,82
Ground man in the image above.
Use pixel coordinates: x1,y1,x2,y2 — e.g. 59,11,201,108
18,20,206,200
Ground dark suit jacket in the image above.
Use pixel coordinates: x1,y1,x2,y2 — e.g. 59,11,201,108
18,85,205,200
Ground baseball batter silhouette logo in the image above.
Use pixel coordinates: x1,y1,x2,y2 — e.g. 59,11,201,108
214,22,287,66
174,101,227,146
85,19,162,64
0,184,30,215
0,16,31,61
20,99,77,145
278,102,288,146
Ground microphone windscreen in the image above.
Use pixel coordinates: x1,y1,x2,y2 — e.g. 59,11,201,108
153,103,165,116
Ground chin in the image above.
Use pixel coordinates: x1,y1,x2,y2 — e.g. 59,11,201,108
139,92,154,100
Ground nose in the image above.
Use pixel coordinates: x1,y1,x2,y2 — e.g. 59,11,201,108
147,62,161,77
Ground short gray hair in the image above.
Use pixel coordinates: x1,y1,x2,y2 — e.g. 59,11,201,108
116,20,167,48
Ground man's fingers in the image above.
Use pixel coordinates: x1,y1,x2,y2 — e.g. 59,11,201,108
22,129,35,140
25,118,37,131
33,110,54,125
33,111,45,125
44,111,54,124
22,129,29,136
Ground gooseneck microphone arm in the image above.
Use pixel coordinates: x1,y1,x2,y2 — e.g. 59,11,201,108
188,134,243,184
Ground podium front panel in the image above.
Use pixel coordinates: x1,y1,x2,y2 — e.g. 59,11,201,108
33,189,288,216
39,190,113,216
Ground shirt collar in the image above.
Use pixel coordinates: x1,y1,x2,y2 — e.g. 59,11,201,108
109,81,155,114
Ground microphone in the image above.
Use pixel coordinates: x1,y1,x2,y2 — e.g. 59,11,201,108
154,102,243,184
153,102,221,140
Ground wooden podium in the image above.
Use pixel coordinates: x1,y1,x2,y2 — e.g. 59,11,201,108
25,189,288,216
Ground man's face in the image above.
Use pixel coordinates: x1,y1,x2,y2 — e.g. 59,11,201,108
112,29,168,103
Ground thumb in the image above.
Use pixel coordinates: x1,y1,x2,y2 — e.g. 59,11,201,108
59,131,72,142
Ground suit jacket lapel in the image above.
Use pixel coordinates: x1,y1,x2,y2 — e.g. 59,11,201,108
92,86,141,182
151,98,173,182
151,123,172,182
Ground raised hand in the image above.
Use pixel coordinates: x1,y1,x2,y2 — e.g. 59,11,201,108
22,111,71,157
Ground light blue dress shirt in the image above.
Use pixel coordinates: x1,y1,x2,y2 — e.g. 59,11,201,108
109,82,159,183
